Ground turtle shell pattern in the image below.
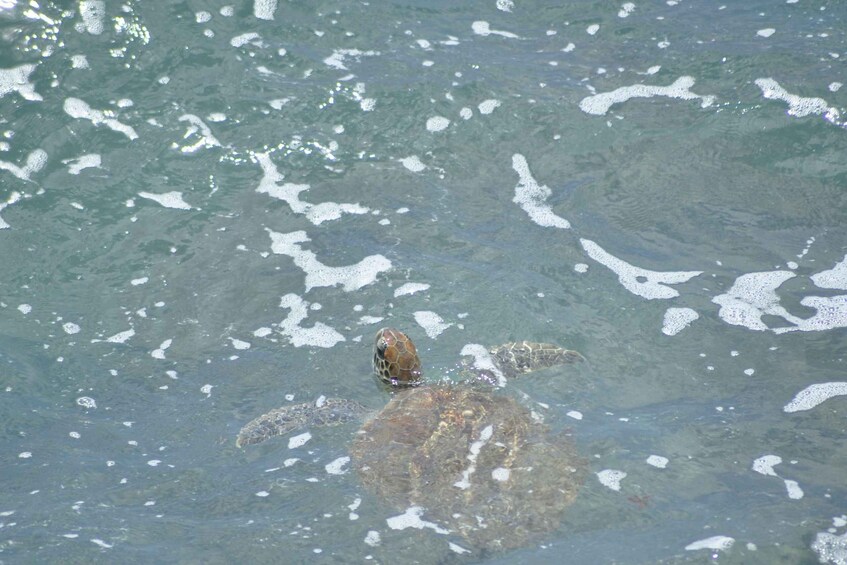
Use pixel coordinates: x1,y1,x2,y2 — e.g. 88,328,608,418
349,383,582,551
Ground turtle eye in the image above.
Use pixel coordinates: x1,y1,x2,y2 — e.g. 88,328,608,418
375,337,387,358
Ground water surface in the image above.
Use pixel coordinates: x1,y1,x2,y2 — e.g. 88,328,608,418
2,1,847,563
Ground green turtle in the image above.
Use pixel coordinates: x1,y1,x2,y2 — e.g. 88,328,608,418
237,327,585,552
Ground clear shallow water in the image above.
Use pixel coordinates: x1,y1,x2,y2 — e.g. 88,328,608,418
2,0,847,563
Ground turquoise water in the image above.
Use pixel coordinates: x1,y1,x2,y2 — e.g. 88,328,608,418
2,1,847,563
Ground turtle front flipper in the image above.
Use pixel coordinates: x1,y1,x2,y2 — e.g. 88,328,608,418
236,398,370,448
490,341,584,379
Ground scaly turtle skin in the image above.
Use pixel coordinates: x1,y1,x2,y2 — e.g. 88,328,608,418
237,327,584,552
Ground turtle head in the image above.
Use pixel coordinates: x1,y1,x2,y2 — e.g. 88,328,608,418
373,328,422,386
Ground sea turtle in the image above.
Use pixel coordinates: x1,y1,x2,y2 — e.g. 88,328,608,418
237,328,585,552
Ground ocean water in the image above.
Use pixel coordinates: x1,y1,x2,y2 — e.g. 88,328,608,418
2,0,847,563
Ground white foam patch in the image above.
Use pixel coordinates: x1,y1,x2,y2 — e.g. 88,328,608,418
268,229,391,292
685,536,735,551
579,76,715,116
784,479,804,500
449,542,472,554
151,339,172,359
269,98,290,110
323,49,379,70
512,154,571,229
254,0,277,20
288,432,311,449
471,21,520,39
353,316,385,328
496,0,514,12
359,98,375,112
566,410,583,420
256,153,369,225
63,154,101,175
399,155,426,172
461,344,507,387
76,396,96,409
454,424,494,490
79,1,105,35
477,99,501,114
64,98,138,140
752,454,781,477
386,506,450,535
426,116,450,132
618,3,636,17
92,328,135,344
414,311,453,339
348,497,361,520
277,293,345,348
784,382,847,413
711,271,800,331
783,295,847,333
646,455,668,469
662,307,699,335
325,456,350,475
752,455,804,500
0,64,43,101
394,282,430,297
90,538,113,549
581,239,702,299
229,338,251,350
757,28,775,38
71,55,89,69
812,530,847,564
138,191,193,210
177,114,222,152
0,192,21,230
811,255,847,290
586,24,600,35
364,530,381,546
230,32,263,48
597,469,626,491
491,467,510,482
0,149,48,181
755,78,841,124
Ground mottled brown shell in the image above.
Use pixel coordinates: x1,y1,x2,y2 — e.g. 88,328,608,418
349,385,583,552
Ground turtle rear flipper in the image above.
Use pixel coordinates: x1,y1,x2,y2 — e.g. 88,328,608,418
236,398,370,447
490,341,584,379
